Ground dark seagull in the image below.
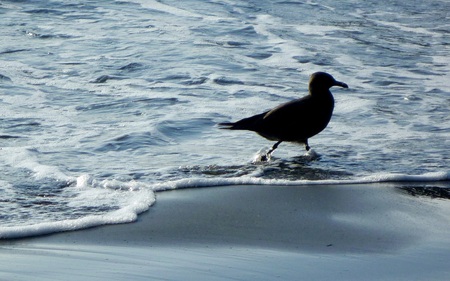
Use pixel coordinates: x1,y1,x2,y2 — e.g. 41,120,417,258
219,72,348,160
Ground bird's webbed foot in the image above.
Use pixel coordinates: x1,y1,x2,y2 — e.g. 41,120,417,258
255,141,282,162
260,154,269,162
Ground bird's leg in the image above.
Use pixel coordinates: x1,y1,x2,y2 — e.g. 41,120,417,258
304,140,310,151
268,141,282,155
261,141,282,161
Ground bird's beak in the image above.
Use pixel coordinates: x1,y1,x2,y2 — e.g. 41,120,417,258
334,81,349,88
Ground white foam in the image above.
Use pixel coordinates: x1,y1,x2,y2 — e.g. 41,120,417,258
370,19,440,37
0,175,156,239
252,14,312,71
152,171,450,192
0,195,153,239
129,0,222,21
357,172,450,184
305,0,335,11
295,25,342,36
4,147,73,181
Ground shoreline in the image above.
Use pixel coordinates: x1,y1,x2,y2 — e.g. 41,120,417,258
1,183,450,280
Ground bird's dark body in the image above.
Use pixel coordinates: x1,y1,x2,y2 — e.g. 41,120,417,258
222,93,334,144
219,72,348,158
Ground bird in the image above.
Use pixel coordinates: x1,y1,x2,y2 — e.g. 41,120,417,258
218,72,348,160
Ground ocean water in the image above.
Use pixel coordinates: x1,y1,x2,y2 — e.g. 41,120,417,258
0,0,449,239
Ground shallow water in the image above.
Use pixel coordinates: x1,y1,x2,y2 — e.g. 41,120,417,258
0,0,449,238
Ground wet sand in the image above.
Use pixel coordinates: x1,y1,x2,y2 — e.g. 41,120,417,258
1,183,450,280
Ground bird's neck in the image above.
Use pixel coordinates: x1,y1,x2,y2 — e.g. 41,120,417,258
309,86,332,97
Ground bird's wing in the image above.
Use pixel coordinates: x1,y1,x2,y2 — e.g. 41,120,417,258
255,96,319,141
262,96,313,123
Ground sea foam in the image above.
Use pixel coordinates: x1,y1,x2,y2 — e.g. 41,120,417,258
151,171,450,192
2,170,447,239
0,174,156,239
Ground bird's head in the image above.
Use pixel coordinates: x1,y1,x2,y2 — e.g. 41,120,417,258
309,72,348,92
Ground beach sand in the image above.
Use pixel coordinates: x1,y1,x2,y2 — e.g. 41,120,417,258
1,183,450,280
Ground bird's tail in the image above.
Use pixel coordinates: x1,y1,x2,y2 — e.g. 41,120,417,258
218,113,264,130
218,122,237,130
